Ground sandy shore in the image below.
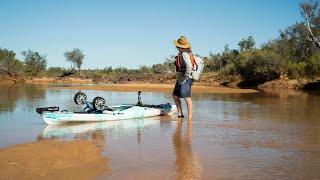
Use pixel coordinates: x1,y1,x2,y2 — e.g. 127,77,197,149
10,77,258,93
25,77,92,84
44,83,259,94
1,77,259,94
0,140,108,179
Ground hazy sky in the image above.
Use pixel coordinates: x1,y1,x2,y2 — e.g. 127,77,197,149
1,0,303,69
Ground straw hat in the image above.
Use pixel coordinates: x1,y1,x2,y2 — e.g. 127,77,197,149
173,36,190,48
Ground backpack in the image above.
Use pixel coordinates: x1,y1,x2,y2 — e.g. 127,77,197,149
175,53,204,81
190,55,204,81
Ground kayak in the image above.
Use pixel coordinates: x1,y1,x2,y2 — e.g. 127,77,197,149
36,91,177,125
38,104,176,125
42,117,162,137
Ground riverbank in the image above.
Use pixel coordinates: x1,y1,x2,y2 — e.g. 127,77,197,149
26,77,92,84
2,75,319,91
0,76,258,93
42,83,259,94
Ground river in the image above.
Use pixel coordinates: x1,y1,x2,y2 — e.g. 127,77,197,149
0,84,319,179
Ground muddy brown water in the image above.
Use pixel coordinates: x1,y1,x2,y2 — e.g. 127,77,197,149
0,84,319,179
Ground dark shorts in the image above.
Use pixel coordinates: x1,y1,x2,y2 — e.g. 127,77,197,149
172,78,192,98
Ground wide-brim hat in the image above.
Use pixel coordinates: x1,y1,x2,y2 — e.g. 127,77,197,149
173,36,190,48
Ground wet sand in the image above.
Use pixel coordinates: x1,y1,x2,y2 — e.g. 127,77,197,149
44,83,259,93
0,140,108,179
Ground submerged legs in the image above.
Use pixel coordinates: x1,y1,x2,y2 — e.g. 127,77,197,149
185,97,193,119
172,95,183,117
172,95,193,118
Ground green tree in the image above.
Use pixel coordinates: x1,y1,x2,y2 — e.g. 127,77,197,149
288,62,307,80
219,45,239,73
284,22,316,61
103,66,113,74
0,48,24,82
22,50,47,77
306,51,320,79
202,52,222,72
238,36,255,52
114,66,128,75
162,55,176,73
64,48,85,75
300,0,320,48
152,63,165,73
233,49,286,84
139,65,152,74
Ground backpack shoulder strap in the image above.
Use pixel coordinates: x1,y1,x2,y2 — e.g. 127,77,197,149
188,52,195,68
175,54,182,71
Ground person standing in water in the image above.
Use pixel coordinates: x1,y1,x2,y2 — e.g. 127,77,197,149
172,36,194,119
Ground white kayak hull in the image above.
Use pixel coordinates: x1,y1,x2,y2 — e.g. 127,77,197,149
42,118,162,137
41,105,176,125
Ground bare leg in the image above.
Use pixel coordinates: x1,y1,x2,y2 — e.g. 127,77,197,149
172,94,183,116
184,97,193,119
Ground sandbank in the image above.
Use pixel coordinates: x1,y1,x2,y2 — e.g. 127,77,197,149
44,83,259,93
0,140,108,179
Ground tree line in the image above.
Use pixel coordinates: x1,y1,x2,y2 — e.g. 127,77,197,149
0,48,85,82
1,0,319,86
202,0,320,85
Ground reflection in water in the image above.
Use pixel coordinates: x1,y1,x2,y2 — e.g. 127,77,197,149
0,85,24,112
41,118,160,139
74,129,106,147
173,119,203,179
0,84,46,112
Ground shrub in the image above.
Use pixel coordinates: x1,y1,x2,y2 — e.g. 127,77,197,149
47,67,64,77
92,72,104,83
306,52,320,80
232,50,287,84
288,62,307,79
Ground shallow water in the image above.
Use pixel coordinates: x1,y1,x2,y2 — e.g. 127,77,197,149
0,84,320,179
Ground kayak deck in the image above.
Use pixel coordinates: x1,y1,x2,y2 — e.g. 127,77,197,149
40,104,177,125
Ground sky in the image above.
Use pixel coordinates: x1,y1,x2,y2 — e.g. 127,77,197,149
0,0,303,69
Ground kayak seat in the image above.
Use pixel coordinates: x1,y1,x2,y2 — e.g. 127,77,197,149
105,107,115,111
138,103,171,109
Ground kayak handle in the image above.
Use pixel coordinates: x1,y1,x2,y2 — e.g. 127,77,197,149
36,107,59,114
